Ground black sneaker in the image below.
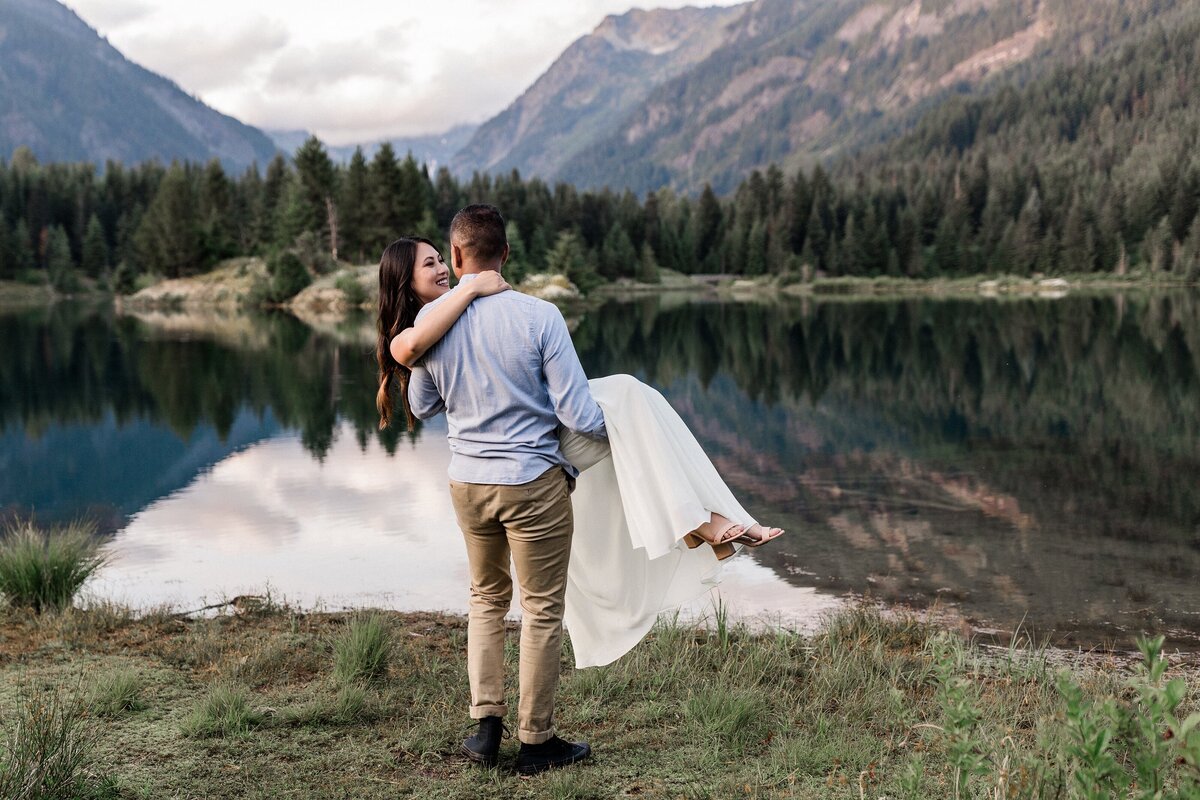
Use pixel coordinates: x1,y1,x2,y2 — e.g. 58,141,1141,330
461,716,506,767
515,735,591,776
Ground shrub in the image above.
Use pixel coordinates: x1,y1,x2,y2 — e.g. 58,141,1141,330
0,520,108,613
332,612,391,686
249,251,312,306
334,273,367,306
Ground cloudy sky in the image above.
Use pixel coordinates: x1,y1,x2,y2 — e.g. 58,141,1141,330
65,0,744,146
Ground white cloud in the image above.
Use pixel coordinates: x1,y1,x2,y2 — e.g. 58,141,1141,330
119,19,290,94
65,0,153,29
65,0,747,145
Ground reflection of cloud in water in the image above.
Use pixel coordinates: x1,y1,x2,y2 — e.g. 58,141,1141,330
93,419,470,612
678,556,842,633
91,419,834,630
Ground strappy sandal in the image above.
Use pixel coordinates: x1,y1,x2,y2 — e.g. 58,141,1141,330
682,517,744,561
731,524,784,547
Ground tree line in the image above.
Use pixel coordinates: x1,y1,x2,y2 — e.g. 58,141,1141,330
2,8,1199,292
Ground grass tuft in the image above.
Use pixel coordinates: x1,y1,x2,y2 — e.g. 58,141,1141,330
180,683,263,738
0,520,108,613
683,686,772,754
89,669,144,717
332,612,391,686
0,684,115,799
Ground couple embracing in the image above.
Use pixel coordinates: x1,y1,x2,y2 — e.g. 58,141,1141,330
375,204,783,775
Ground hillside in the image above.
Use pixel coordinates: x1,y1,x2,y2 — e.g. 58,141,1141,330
449,4,747,179
456,0,1188,195
0,0,277,169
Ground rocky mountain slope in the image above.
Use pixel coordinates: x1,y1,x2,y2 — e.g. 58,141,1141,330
449,4,747,179
0,0,277,169
456,0,1179,195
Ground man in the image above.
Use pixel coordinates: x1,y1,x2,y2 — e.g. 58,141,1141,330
407,204,607,775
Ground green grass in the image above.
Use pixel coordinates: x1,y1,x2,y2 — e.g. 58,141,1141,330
332,611,392,686
89,669,144,717
180,683,264,739
1,600,1198,798
0,683,117,799
0,520,108,613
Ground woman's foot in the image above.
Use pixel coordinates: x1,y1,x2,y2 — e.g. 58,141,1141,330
683,513,744,548
731,523,784,547
683,513,744,561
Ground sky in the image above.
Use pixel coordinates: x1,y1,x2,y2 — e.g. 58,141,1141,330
64,0,745,146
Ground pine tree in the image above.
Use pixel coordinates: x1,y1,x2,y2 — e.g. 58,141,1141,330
695,184,722,266
198,160,235,266
81,214,109,278
11,219,36,277
545,230,597,291
293,136,338,258
1060,196,1095,272
788,171,811,254
45,225,76,291
261,154,290,247
600,224,636,280
0,220,11,280
340,148,370,262
1180,214,1200,281
396,153,428,235
636,242,660,284
135,164,201,277
370,143,404,249
746,219,768,276
504,221,528,286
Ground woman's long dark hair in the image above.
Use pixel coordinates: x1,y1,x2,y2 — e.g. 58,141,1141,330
376,236,438,431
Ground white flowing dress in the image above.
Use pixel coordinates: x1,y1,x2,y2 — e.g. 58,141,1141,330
558,374,758,668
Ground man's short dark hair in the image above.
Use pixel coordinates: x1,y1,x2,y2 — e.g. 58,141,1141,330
449,204,508,263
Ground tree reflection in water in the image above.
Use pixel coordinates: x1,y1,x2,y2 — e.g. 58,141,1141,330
2,293,1198,648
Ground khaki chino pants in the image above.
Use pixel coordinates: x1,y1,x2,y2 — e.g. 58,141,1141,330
449,466,574,745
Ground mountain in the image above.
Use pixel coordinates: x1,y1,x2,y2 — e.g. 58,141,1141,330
0,0,277,169
456,0,1178,195
265,124,477,171
449,4,747,180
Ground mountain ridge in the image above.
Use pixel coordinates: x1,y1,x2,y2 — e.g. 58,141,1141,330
0,0,277,169
449,4,747,179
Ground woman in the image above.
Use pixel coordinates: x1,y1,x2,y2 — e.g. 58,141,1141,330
376,236,783,667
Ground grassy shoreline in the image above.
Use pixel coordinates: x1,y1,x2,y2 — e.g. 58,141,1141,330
4,267,1196,313
2,596,1198,799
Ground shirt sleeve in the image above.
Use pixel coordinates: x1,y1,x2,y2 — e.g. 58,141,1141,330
541,307,607,439
407,364,446,420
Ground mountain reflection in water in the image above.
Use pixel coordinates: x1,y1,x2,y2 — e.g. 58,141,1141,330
2,293,1198,649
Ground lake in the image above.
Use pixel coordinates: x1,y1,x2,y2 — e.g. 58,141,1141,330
3,291,1199,651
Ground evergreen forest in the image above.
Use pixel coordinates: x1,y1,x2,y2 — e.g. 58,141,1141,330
2,6,1200,292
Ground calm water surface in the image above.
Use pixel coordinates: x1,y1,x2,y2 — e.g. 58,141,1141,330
3,293,1199,650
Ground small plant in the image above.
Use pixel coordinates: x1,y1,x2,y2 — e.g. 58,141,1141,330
90,669,144,717
1059,673,1124,798
0,520,108,613
181,684,263,738
1123,635,1200,797
930,633,990,799
332,612,391,686
0,684,112,799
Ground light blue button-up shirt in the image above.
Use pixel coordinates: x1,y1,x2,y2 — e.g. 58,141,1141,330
407,273,607,485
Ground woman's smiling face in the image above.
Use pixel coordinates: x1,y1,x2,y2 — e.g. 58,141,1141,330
410,242,450,304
